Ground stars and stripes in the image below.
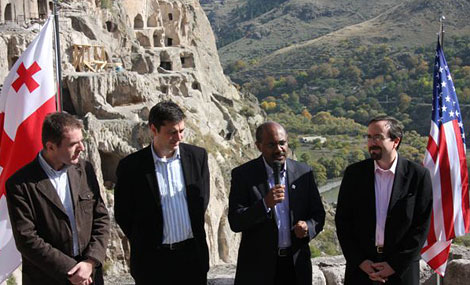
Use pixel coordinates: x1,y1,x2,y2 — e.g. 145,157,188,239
421,41,470,276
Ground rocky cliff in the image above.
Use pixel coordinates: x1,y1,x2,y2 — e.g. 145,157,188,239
0,0,264,276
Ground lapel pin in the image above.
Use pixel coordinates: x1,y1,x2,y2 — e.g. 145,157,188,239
292,184,296,190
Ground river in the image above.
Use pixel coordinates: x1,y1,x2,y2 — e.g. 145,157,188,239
318,178,342,204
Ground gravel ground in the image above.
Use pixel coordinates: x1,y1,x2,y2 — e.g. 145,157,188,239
104,264,236,285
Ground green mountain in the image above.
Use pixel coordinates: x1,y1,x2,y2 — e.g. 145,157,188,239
203,0,470,78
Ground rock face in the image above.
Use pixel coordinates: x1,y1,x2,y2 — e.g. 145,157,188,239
0,0,264,276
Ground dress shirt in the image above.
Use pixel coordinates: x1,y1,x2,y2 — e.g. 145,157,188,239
263,158,292,248
151,145,193,244
38,152,79,256
374,155,398,246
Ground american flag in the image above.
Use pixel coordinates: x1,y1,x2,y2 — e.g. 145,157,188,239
421,40,470,276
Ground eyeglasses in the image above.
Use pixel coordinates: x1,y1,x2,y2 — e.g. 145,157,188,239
264,140,288,149
363,134,390,142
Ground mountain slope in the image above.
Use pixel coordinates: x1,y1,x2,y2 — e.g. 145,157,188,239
203,0,404,65
203,0,470,83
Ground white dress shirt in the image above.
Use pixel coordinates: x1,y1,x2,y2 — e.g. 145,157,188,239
374,155,398,246
38,152,79,256
151,145,193,244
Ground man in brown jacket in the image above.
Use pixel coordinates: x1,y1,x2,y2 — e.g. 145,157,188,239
5,112,109,285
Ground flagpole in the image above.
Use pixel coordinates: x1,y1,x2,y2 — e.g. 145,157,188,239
52,0,63,112
436,15,445,285
439,16,445,49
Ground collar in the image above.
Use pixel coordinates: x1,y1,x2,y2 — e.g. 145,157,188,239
38,151,70,177
262,157,287,177
374,153,398,174
151,144,180,163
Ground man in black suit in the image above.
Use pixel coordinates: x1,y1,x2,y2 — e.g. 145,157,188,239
335,116,433,284
114,101,210,284
229,121,325,285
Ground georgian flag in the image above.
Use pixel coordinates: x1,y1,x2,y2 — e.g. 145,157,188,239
421,40,470,276
0,16,56,282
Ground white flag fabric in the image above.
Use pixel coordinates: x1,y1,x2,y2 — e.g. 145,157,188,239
0,16,56,282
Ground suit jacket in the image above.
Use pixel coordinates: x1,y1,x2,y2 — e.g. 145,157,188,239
114,143,210,282
228,156,325,285
5,156,110,285
335,157,433,285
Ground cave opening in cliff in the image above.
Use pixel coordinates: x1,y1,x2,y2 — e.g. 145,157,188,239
160,61,172,71
99,150,120,188
147,14,158,27
8,56,19,70
153,31,162,47
4,4,13,21
181,54,195,68
167,37,173,46
136,33,151,48
168,13,173,21
192,82,200,91
134,14,144,29
61,87,77,115
38,0,48,19
106,21,118,33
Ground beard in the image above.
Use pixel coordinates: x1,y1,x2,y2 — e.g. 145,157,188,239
369,146,382,160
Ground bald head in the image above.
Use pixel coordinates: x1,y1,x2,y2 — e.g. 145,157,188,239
255,122,288,166
255,121,286,143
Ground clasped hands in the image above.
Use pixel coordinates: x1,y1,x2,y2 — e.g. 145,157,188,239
359,259,395,283
67,259,96,285
264,185,309,239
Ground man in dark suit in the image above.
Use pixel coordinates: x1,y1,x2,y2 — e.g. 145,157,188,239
335,116,433,284
228,121,325,285
115,101,210,284
6,112,110,285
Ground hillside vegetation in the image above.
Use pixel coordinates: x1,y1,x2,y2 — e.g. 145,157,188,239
202,0,470,183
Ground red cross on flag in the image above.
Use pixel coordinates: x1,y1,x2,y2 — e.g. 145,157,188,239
0,16,56,282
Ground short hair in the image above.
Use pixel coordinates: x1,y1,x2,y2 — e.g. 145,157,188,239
148,101,185,131
368,115,403,149
42,112,83,147
255,121,286,143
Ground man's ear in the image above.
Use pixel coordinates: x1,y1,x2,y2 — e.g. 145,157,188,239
150,124,158,136
255,141,262,152
45,141,56,152
393,137,401,149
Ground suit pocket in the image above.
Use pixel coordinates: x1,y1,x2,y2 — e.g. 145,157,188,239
79,192,95,214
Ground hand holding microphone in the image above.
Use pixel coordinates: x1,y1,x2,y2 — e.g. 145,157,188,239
264,161,284,208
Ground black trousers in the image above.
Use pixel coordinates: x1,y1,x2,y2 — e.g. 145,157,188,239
134,239,207,285
274,255,296,285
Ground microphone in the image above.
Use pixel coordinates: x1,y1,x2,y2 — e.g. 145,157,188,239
273,161,282,186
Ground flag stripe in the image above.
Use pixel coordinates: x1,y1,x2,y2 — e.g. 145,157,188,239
425,242,451,276
452,120,470,234
437,125,455,240
426,135,439,164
